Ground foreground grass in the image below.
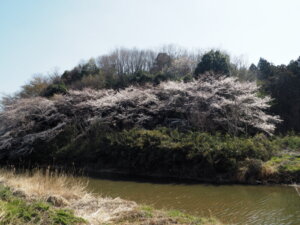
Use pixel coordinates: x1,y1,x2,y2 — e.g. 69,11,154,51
112,205,221,225
0,168,87,201
0,169,222,225
0,185,85,225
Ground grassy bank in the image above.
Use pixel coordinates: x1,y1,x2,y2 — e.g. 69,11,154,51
0,185,85,225
0,169,221,225
46,127,300,184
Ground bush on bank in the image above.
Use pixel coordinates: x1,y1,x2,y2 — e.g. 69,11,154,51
47,127,287,179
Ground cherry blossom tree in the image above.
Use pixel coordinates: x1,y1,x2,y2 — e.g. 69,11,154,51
0,73,280,159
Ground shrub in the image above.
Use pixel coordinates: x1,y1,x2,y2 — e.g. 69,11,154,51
273,134,300,151
51,127,277,177
42,84,68,97
194,50,231,76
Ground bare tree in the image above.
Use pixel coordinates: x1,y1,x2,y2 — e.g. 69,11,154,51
97,48,157,76
19,75,51,98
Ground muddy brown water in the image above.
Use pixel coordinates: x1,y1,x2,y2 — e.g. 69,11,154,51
84,175,300,225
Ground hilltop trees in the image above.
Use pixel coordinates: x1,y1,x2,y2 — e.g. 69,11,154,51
194,50,231,77
57,47,202,90
42,83,67,97
5,46,300,134
61,59,100,85
19,75,51,98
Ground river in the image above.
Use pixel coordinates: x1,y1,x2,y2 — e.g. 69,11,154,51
84,175,300,225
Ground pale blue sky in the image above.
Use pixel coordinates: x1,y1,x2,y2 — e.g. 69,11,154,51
1,0,300,94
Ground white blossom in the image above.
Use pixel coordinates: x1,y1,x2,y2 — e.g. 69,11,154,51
0,74,281,158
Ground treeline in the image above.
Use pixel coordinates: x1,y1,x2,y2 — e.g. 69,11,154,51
5,46,300,133
253,58,300,132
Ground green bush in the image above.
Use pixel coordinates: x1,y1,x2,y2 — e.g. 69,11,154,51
272,134,300,151
48,127,277,178
127,71,154,85
42,84,67,97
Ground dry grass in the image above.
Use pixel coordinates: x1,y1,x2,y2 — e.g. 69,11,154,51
0,168,86,200
0,168,137,224
71,195,137,224
261,163,277,178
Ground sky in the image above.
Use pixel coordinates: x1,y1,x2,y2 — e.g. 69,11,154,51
1,0,300,94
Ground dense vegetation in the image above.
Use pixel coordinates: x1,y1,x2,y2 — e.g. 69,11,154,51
21,126,298,183
0,46,300,183
254,58,300,132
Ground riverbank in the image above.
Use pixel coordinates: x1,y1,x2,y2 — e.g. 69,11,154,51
2,128,300,185
82,155,300,185
0,169,221,225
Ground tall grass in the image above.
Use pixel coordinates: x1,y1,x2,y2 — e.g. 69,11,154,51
0,167,87,201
